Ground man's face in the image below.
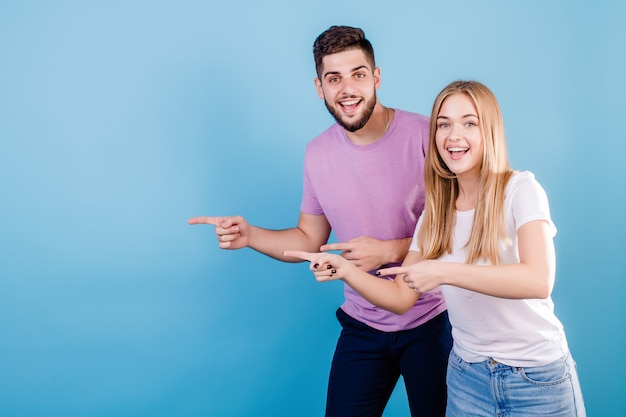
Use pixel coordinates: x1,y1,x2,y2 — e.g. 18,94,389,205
315,49,380,132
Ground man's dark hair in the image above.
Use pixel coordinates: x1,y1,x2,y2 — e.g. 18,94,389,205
313,26,376,79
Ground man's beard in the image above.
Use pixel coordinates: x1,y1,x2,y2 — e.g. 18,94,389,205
324,94,377,132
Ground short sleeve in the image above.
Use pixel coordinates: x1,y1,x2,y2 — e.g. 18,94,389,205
507,171,557,238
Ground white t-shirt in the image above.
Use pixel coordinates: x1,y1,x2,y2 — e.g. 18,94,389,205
411,171,569,367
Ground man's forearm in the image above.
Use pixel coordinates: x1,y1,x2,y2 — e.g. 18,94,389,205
247,226,324,262
385,237,413,264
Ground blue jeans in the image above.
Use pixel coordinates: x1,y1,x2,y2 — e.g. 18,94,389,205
446,349,586,416
325,308,452,417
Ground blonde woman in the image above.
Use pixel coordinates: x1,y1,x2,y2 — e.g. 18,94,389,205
286,80,585,416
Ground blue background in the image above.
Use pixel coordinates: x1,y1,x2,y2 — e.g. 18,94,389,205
1,1,624,416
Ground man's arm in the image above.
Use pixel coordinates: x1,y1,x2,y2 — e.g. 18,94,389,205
188,212,332,263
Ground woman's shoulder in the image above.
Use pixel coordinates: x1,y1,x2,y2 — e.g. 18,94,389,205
505,170,551,208
505,170,552,207
507,170,542,191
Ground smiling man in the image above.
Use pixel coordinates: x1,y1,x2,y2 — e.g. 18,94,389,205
189,26,452,417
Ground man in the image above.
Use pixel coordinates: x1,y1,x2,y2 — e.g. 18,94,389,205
189,26,451,417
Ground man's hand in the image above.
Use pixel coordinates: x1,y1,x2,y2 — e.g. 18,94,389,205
320,236,408,272
188,215,250,250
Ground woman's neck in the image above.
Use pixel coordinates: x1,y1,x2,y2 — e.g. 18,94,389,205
456,175,480,211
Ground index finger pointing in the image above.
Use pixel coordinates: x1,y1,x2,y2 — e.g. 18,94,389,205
283,250,318,262
320,242,353,252
188,216,222,226
376,266,409,278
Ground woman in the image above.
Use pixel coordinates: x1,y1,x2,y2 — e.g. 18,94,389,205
285,80,586,416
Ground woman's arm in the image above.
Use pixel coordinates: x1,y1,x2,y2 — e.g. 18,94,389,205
383,220,555,299
284,249,423,314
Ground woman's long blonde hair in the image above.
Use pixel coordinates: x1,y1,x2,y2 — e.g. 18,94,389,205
417,80,514,264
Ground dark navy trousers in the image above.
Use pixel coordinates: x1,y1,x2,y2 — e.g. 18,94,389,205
325,308,452,417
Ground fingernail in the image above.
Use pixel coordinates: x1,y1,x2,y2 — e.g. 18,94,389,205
327,264,333,269
331,269,336,274
375,271,381,276
313,263,319,269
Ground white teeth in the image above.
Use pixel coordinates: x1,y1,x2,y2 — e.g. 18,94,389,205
341,99,360,106
448,147,468,152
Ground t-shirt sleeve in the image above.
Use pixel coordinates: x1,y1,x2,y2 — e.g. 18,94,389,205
509,171,557,238
300,150,324,215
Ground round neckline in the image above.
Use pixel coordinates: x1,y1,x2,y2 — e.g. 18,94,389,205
340,108,397,150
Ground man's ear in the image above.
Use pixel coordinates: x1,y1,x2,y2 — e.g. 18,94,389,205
373,67,381,90
314,78,324,99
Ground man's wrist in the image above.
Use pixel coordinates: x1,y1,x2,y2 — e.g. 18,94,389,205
388,237,412,263
394,238,412,262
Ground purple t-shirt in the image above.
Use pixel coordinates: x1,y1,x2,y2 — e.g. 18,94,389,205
300,109,446,332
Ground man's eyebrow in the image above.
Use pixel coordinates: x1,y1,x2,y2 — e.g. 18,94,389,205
350,65,368,72
323,65,369,79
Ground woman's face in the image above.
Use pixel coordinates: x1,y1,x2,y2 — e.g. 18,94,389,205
435,93,484,180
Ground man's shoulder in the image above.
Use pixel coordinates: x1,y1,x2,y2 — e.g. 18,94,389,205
306,123,341,148
394,108,429,125
392,109,430,143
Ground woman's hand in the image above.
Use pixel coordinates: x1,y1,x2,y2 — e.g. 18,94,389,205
377,259,443,293
283,250,357,282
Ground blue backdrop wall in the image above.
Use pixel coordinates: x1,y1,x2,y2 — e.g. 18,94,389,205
1,1,624,416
